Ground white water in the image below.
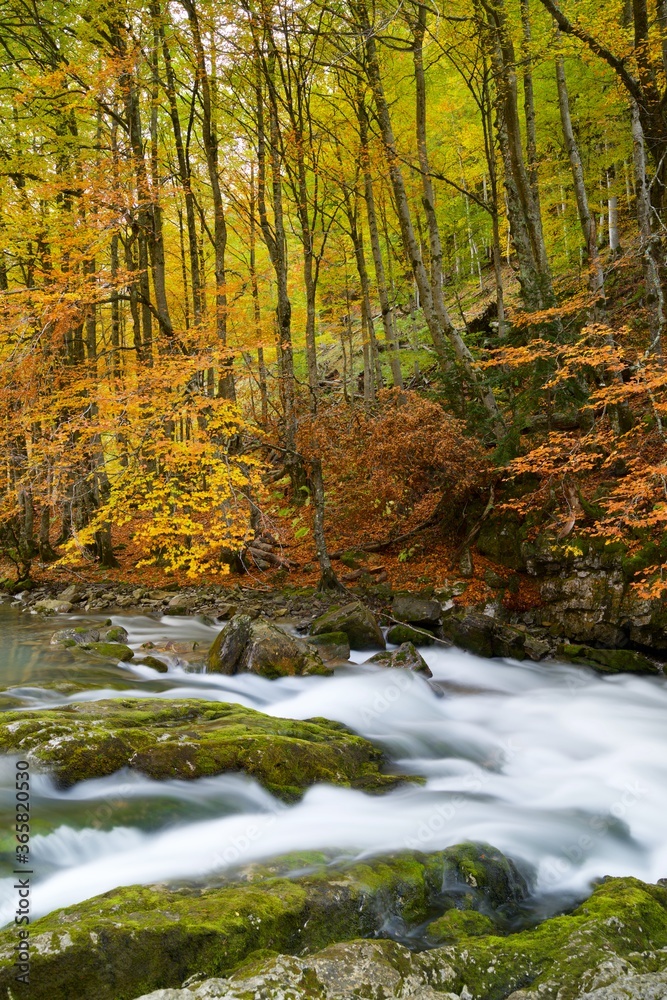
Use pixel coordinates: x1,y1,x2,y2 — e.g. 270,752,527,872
1,611,666,925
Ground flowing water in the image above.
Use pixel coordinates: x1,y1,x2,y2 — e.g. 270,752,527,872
0,601,666,930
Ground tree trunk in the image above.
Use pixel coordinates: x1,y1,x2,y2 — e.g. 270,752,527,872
555,53,604,296
631,101,666,353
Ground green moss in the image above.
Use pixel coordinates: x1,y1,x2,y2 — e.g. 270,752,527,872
436,877,667,999
386,623,434,645
0,699,411,797
425,908,497,943
83,641,134,661
558,644,658,674
0,851,466,1000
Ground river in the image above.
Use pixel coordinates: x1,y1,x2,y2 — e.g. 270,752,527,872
0,602,665,929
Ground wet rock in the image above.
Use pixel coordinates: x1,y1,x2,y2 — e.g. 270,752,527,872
131,877,667,1000
392,595,442,627
82,641,134,662
557,644,660,674
386,623,434,645
0,699,406,797
441,610,528,660
440,841,532,912
0,848,515,1000
366,642,432,676
50,626,100,647
240,621,331,678
135,655,169,673
311,601,385,650
306,631,351,661
206,614,252,674
100,625,129,643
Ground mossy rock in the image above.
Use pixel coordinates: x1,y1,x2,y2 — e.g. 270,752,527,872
135,655,169,672
441,841,531,911
0,698,410,798
306,631,351,661
0,848,519,1000
125,877,667,1000
310,601,385,650
386,623,434,645
101,625,129,643
425,907,497,943
366,642,432,675
82,641,135,662
558,644,660,674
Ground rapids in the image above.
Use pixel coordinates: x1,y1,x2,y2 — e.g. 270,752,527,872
0,602,665,927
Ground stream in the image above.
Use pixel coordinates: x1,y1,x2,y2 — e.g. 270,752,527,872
0,601,666,930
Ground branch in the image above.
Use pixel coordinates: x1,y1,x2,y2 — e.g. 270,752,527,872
535,0,642,104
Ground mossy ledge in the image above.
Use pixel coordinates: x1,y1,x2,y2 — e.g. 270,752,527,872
133,877,667,1000
0,850,465,1000
0,699,413,799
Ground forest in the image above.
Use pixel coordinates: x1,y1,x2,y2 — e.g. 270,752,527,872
1,0,666,595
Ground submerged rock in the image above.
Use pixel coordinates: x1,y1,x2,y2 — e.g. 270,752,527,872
51,626,100,647
0,699,408,797
366,642,432,675
83,641,135,662
129,877,667,1000
310,601,385,650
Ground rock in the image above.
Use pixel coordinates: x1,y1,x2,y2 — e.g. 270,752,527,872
82,641,134,662
240,622,331,678
135,655,169,673
386,623,434,645
33,599,73,614
165,594,197,614
459,548,474,577
523,634,551,661
128,877,667,1000
147,590,175,601
310,601,385,650
557,644,660,674
366,642,432,676
0,847,527,1000
0,699,409,797
59,584,84,604
441,610,528,659
215,602,238,619
206,614,253,673
306,631,351,661
392,595,442,627
439,841,532,911
100,624,129,643
50,627,100,647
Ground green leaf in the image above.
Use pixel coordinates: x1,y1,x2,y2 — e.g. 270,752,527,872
295,526,310,539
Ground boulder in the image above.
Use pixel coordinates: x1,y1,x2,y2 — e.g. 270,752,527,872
59,584,84,604
386,623,434,645
310,601,385,650
135,655,169,673
306,630,351,661
33,599,73,614
0,846,532,1000
83,641,134,662
441,610,528,660
240,621,331,678
207,614,252,673
0,699,408,798
100,624,129,643
440,841,532,911
165,594,197,614
129,877,667,1000
51,627,100,648
557,644,660,674
392,595,442,627
366,642,432,676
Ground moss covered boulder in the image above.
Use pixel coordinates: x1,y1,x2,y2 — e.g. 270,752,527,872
0,848,526,1000
83,641,135,661
558,643,660,674
386,622,434,645
207,616,331,678
0,698,408,798
129,877,667,1000
310,601,385,650
306,631,351,662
